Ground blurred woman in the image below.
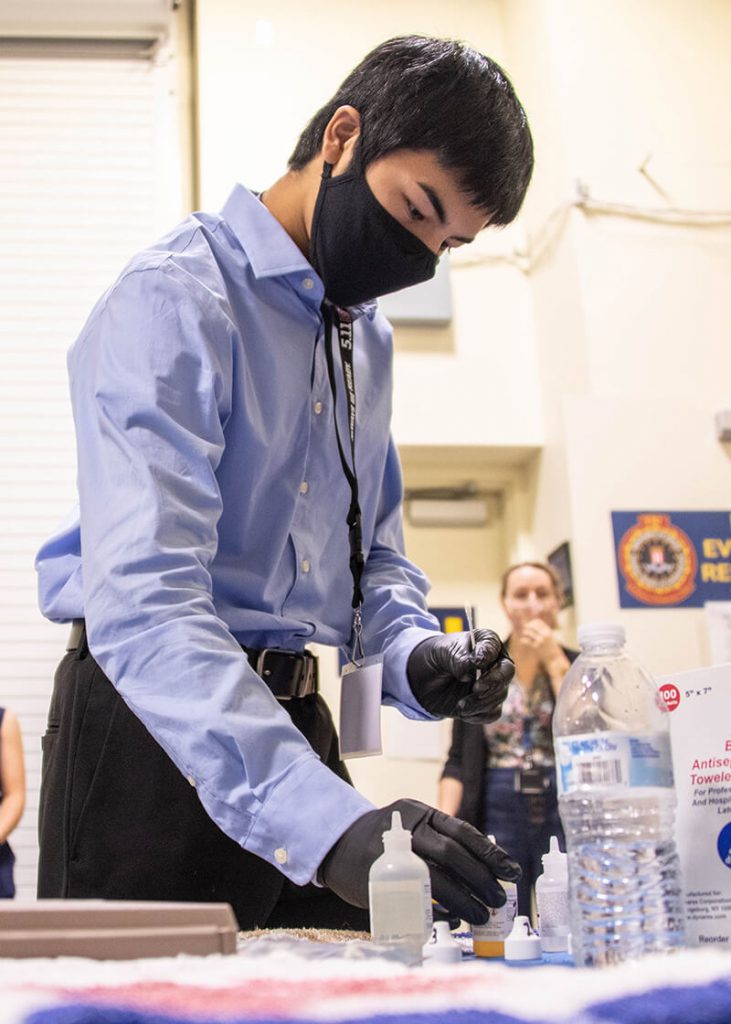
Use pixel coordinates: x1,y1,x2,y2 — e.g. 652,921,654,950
438,562,577,917
0,706,26,898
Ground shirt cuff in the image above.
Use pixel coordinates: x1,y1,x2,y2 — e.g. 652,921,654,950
381,624,443,721
241,754,375,885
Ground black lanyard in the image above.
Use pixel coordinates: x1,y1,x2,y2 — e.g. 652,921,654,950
322,300,365,662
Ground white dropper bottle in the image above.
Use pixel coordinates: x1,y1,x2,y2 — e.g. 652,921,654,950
535,835,569,953
368,811,433,960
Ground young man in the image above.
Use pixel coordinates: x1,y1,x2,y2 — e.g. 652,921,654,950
36,35,533,929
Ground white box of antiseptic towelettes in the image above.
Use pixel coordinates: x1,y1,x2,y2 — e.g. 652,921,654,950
657,663,731,949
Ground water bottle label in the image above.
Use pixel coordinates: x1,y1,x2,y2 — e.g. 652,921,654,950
556,731,674,794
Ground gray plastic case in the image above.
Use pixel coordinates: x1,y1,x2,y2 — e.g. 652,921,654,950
0,899,238,958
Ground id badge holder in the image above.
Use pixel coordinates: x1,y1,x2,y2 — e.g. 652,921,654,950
338,655,383,759
514,764,550,795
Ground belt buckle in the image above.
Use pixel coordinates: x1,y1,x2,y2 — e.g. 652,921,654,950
255,648,311,700
255,648,282,687
293,652,315,698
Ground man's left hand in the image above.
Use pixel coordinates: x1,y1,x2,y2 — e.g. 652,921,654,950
407,629,514,724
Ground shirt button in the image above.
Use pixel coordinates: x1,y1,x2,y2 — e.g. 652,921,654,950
301,559,310,574
186,775,196,787
299,481,309,495
302,277,314,290
274,847,288,864
314,401,323,415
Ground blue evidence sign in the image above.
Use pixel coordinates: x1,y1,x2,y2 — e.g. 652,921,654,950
612,510,731,609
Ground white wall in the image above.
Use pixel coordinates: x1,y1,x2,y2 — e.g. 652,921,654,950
503,0,731,674
197,0,510,206
564,398,730,674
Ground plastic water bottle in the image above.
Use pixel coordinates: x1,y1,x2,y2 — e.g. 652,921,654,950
553,622,685,966
368,811,433,960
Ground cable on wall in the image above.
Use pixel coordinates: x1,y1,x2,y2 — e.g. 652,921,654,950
450,179,731,276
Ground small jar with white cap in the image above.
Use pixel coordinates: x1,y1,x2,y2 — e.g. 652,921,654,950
422,920,462,965
504,916,542,962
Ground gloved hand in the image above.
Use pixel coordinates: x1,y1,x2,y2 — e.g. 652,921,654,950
407,628,514,723
319,799,521,924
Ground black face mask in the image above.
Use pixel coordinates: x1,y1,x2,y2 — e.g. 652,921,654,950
309,158,439,309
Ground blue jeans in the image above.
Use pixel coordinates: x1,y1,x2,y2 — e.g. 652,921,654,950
482,767,564,918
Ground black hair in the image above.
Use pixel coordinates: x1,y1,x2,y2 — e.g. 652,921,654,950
288,35,533,225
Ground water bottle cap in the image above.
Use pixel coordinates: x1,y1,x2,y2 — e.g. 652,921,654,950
577,621,626,648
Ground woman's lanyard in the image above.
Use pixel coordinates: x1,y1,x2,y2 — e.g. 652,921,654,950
322,301,365,663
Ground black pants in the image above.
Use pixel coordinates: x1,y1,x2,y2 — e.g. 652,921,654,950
37,641,370,931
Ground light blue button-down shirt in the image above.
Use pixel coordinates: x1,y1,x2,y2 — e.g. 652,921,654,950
36,184,441,884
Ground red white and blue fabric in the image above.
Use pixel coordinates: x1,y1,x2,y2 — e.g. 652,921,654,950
2,937,730,1024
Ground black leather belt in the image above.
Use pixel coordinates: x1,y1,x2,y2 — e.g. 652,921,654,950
241,646,318,700
66,621,318,701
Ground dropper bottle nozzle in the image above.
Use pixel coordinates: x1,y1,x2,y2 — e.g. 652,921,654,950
383,810,412,851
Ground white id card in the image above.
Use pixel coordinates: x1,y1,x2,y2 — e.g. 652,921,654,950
338,655,383,759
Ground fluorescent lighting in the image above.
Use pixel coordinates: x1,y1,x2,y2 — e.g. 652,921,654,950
407,498,488,527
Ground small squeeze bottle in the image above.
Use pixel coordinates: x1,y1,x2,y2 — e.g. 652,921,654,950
470,834,518,958
535,835,569,953
368,811,433,960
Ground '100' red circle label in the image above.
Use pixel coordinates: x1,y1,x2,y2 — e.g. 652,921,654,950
659,682,681,712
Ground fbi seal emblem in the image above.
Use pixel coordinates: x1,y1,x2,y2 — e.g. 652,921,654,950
618,513,697,605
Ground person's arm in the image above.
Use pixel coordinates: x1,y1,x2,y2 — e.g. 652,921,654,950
0,710,26,844
71,266,372,887
437,777,464,817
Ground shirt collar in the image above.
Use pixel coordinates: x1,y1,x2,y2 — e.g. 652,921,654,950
221,184,312,280
220,184,377,322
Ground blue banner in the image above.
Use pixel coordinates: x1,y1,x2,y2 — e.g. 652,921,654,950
612,510,731,608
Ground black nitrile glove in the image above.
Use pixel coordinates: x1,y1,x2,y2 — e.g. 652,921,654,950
407,629,514,724
319,799,522,924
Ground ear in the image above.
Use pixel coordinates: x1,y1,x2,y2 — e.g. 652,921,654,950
321,105,361,170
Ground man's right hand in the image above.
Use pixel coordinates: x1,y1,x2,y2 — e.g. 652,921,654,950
318,799,521,923
407,629,514,724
